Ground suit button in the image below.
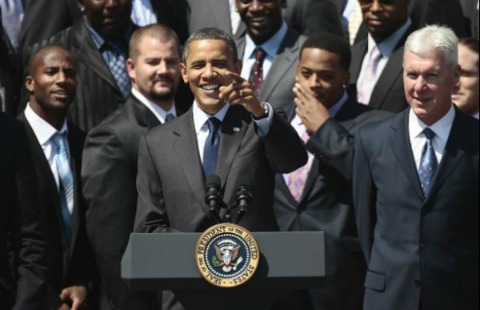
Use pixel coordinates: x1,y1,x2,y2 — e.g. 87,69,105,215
419,243,425,251
421,209,428,216
414,279,421,287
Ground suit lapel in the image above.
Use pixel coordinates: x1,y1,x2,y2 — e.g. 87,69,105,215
426,111,470,201
349,40,368,83
71,22,122,96
172,110,208,212
260,28,301,100
388,110,424,200
129,95,162,128
370,46,404,109
216,106,249,189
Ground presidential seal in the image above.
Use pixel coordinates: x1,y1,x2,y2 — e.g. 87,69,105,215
195,223,260,288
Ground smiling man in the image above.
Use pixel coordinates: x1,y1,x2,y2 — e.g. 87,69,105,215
18,45,96,310
235,0,306,113
134,27,307,310
353,25,479,310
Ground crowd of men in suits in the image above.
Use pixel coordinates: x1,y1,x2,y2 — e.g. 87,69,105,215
1,0,479,310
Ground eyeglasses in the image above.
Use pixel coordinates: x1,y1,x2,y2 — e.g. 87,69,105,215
358,0,396,7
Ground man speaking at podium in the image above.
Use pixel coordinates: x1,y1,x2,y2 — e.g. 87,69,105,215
134,27,307,308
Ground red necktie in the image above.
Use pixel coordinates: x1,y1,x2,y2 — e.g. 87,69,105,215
249,47,266,93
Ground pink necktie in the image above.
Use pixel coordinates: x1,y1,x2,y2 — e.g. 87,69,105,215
287,130,313,203
357,45,382,105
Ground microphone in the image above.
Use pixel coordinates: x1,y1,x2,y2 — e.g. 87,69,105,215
235,182,252,224
205,174,223,222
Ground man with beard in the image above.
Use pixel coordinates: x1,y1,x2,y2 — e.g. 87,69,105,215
82,24,183,310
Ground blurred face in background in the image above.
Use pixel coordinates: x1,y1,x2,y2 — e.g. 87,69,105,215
79,0,132,41
452,44,479,116
359,0,409,43
236,0,285,45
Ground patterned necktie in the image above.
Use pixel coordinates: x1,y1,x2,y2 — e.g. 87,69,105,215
287,129,313,203
357,45,382,105
52,132,73,271
418,128,438,196
249,47,266,93
103,41,130,98
165,113,175,123
202,117,222,177
0,0,23,52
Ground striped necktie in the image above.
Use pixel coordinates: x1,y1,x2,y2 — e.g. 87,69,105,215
52,132,73,270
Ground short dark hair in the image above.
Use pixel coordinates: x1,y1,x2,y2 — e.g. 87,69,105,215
129,24,181,60
459,37,479,58
182,27,238,63
300,33,351,71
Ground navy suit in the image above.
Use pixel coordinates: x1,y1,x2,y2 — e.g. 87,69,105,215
353,108,479,310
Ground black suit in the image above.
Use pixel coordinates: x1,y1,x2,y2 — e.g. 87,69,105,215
134,104,307,309
82,95,184,309
274,97,390,310
353,108,479,310
350,25,415,113
0,112,48,310
18,112,96,308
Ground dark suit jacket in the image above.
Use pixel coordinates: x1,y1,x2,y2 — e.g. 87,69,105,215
284,0,343,37
353,108,479,310
0,112,48,310
135,104,307,233
236,27,306,113
82,95,185,309
349,25,415,113
274,97,390,310
18,113,95,308
19,0,82,55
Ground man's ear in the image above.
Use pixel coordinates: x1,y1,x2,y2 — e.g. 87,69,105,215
126,58,135,80
180,63,189,84
25,76,35,93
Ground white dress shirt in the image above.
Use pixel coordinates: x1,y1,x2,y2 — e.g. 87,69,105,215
408,105,455,170
130,0,157,26
131,88,176,123
240,22,288,80
193,102,273,163
24,104,73,213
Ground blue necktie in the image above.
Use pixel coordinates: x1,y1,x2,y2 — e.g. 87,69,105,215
52,132,74,271
203,117,222,177
103,41,130,98
165,113,175,122
418,128,437,196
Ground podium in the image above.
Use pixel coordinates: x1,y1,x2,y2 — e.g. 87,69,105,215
122,231,328,310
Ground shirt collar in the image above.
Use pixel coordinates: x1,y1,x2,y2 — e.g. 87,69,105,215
367,18,412,58
193,101,230,135
244,22,288,60
131,88,176,123
83,19,133,49
25,103,68,145
408,104,455,144
328,90,349,118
